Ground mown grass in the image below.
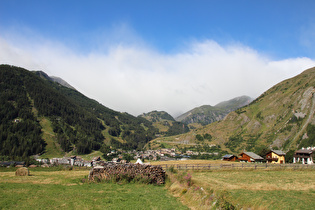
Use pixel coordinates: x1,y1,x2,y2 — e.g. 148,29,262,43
171,168,315,209
0,168,188,210
2,162,314,209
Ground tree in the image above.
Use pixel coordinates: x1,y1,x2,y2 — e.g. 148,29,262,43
203,133,212,140
100,144,110,155
285,150,295,163
256,145,270,158
196,134,204,141
123,153,133,163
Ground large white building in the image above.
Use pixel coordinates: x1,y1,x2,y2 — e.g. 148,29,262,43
293,147,314,164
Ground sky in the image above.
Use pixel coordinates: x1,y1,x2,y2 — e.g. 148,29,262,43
1,0,315,117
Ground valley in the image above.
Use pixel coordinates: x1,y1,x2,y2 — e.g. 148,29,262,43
1,65,315,162
2,2,315,210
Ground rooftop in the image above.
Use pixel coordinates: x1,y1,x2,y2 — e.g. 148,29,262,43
242,152,264,160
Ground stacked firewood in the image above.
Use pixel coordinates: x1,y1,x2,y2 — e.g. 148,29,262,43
88,163,165,185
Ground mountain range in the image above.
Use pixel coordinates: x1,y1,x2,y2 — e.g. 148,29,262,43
0,65,157,160
1,64,314,160
138,95,252,137
151,67,315,156
175,96,252,126
138,111,189,137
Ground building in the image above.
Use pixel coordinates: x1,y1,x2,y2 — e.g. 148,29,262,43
265,150,286,164
50,158,70,165
293,148,314,164
222,154,238,161
238,152,264,162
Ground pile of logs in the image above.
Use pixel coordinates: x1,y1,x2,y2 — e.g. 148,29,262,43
88,163,165,185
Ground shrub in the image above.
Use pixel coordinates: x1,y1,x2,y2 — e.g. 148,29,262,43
183,173,193,187
203,133,212,140
167,165,177,173
196,134,204,141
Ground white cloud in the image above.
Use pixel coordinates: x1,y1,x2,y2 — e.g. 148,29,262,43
1,33,315,117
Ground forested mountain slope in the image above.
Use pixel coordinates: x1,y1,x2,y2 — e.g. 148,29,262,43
139,111,189,136
34,71,76,90
0,65,157,160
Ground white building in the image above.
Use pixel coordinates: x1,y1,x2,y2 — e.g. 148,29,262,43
293,148,314,164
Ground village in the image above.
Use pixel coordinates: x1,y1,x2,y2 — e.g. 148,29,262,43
221,147,315,164
37,148,220,167
1,146,314,168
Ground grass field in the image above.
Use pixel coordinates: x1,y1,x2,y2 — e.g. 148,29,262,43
162,161,315,210
193,170,315,209
150,159,228,166
0,168,187,210
1,161,314,209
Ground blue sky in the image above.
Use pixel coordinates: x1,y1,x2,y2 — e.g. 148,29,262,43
1,0,315,116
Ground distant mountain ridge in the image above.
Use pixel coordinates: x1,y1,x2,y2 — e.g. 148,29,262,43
139,111,189,136
176,96,252,125
139,110,175,122
33,71,76,90
153,66,315,155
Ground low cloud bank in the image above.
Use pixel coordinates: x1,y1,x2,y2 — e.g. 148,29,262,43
1,35,314,117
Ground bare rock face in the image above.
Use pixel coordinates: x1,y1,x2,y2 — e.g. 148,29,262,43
299,87,315,111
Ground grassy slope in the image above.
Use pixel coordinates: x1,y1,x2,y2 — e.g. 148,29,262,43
153,121,172,133
30,96,64,159
151,67,315,153
0,169,188,210
75,151,104,161
39,117,64,158
39,117,104,160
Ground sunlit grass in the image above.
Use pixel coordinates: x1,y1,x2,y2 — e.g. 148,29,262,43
191,169,315,209
0,168,188,210
39,117,64,158
72,150,104,161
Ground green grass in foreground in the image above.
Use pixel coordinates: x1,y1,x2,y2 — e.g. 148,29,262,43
192,169,315,209
0,169,188,210
229,188,315,210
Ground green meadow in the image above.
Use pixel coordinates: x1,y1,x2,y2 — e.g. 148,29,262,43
166,167,315,210
1,165,315,209
0,168,187,210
